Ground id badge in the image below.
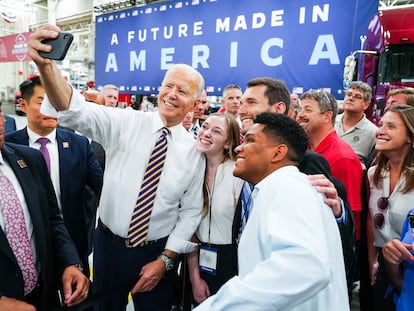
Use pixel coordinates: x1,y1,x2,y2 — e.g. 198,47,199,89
199,245,217,275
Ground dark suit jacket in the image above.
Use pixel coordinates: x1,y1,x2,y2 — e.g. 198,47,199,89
5,128,103,275
0,143,82,309
4,115,16,134
232,150,356,298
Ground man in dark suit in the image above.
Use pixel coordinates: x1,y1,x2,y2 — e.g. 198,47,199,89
0,109,89,310
6,75,103,278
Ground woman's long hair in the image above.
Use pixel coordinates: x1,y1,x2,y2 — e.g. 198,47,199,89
202,113,241,216
373,105,414,193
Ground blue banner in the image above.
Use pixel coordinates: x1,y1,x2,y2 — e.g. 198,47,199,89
95,0,378,96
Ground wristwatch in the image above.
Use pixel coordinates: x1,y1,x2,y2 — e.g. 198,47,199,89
158,253,174,271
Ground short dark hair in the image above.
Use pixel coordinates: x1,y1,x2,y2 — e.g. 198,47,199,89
254,112,308,164
20,75,42,101
247,78,291,114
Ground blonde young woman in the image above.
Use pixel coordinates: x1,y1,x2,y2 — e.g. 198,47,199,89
367,105,414,311
187,113,244,304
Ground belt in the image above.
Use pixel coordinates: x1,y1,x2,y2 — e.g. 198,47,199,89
98,219,164,248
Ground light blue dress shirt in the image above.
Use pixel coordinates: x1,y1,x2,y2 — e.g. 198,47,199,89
195,166,349,311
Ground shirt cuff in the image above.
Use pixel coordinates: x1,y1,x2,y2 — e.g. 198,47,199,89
165,235,199,254
336,198,347,224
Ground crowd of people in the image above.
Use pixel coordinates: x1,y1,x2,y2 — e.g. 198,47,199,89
1,23,414,311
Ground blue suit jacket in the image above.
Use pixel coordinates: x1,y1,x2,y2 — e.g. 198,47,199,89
5,128,103,274
4,115,16,134
0,143,82,309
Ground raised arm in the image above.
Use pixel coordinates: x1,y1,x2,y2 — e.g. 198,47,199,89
27,24,72,111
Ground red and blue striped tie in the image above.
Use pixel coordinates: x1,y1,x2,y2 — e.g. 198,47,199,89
127,127,170,247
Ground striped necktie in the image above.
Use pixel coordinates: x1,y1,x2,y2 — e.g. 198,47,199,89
192,124,199,140
127,127,170,247
241,182,254,231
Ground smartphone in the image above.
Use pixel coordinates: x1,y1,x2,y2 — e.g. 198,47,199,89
409,214,414,231
39,32,73,60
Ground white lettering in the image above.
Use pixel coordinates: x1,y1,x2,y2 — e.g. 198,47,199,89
252,12,266,29
161,47,175,70
230,42,238,67
150,27,160,40
130,50,146,71
261,38,283,66
309,34,339,65
216,17,230,33
164,26,173,40
194,21,203,36
178,24,188,37
312,4,329,23
299,7,306,24
192,45,210,68
110,33,118,45
105,53,118,72
127,31,134,43
271,10,284,27
234,15,248,31
138,29,146,42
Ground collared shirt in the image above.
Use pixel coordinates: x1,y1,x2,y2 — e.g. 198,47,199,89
27,128,62,210
194,166,349,311
41,88,205,254
196,159,243,245
0,152,38,265
190,122,200,139
335,113,377,167
314,131,362,212
368,166,414,248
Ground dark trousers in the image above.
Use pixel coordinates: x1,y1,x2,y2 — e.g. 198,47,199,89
93,225,177,311
371,250,396,311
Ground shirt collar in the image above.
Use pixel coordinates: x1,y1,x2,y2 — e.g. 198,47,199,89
152,111,187,141
0,151,4,165
27,127,57,145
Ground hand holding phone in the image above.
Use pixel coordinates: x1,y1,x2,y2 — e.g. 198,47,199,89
39,32,73,60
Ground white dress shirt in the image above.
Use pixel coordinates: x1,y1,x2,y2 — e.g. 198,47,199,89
0,153,38,265
27,128,62,210
368,166,414,248
195,166,349,311
41,88,205,254
196,159,243,244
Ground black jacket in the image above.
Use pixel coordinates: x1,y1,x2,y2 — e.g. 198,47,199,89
0,143,82,309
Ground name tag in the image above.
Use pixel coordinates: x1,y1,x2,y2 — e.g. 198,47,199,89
199,245,217,275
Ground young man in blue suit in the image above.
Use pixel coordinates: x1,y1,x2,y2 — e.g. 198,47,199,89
6,75,103,279
0,107,89,310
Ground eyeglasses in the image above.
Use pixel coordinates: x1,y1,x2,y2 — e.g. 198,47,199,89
345,92,364,100
373,196,389,229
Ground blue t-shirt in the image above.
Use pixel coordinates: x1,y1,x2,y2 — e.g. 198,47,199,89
394,209,414,311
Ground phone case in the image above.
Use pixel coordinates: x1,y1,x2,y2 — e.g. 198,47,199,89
39,32,74,60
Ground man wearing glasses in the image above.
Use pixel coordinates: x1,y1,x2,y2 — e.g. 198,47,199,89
335,81,377,169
